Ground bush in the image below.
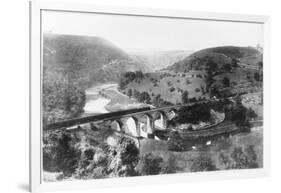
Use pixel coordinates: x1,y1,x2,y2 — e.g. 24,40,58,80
168,131,184,151
161,156,178,174
138,153,163,175
190,154,217,172
181,90,189,104
230,146,258,169
108,137,140,177
43,131,81,176
222,77,230,87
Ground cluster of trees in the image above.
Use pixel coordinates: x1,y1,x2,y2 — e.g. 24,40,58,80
43,131,178,179
119,71,144,89
151,94,173,107
171,103,212,125
131,90,151,104
181,91,189,104
167,131,185,151
254,72,263,81
225,97,257,129
43,132,141,179
43,69,86,125
205,59,218,92
43,131,82,177
222,77,230,87
219,145,258,170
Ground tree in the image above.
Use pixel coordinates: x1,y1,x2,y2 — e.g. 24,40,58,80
222,63,232,72
43,131,81,176
247,107,257,119
136,92,151,103
218,153,232,170
173,104,211,124
222,77,230,87
258,61,263,70
206,59,218,73
162,156,178,174
245,145,258,168
209,84,221,98
181,90,189,104
231,58,238,68
109,137,140,177
138,153,163,175
230,146,258,169
168,131,184,151
254,72,261,81
127,88,132,97
229,104,251,129
190,154,217,172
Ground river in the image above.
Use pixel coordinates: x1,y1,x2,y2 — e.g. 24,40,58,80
83,83,148,115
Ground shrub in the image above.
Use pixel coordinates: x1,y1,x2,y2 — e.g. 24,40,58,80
108,137,140,177
222,77,230,87
43,131,81,176
190,154,217,172
181,90,189,104
168,131,184,151
138,153,163,175
230,146,258,169
161,156,178,174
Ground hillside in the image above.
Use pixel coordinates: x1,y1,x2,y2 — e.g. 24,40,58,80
43,33,150,85
130,50,193,71
167,46,261,73
118,46,263,106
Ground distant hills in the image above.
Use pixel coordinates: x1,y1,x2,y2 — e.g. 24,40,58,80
129,50,193,71
167,46,262,72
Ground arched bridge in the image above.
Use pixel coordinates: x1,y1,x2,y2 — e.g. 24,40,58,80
44,100,214,139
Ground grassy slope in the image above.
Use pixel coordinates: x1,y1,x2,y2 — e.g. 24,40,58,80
122,70,208,104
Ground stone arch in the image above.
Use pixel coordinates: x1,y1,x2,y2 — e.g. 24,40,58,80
154,111,168,130
111,120,123,132
125,117,140,137
144,113,154,134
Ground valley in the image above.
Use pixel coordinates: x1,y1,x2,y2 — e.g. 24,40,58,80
42,33,263,182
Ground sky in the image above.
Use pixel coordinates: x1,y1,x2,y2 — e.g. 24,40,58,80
42,10,264,52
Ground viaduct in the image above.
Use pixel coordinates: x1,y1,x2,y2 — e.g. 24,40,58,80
44,100,212,139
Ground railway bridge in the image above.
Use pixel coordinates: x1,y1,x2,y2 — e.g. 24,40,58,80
44,100,213,139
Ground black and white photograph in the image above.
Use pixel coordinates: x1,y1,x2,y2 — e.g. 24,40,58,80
41,9,264,182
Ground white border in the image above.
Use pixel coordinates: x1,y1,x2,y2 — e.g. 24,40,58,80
30,1,270,192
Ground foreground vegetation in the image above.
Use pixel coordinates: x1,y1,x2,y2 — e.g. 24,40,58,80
43,124,262,181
